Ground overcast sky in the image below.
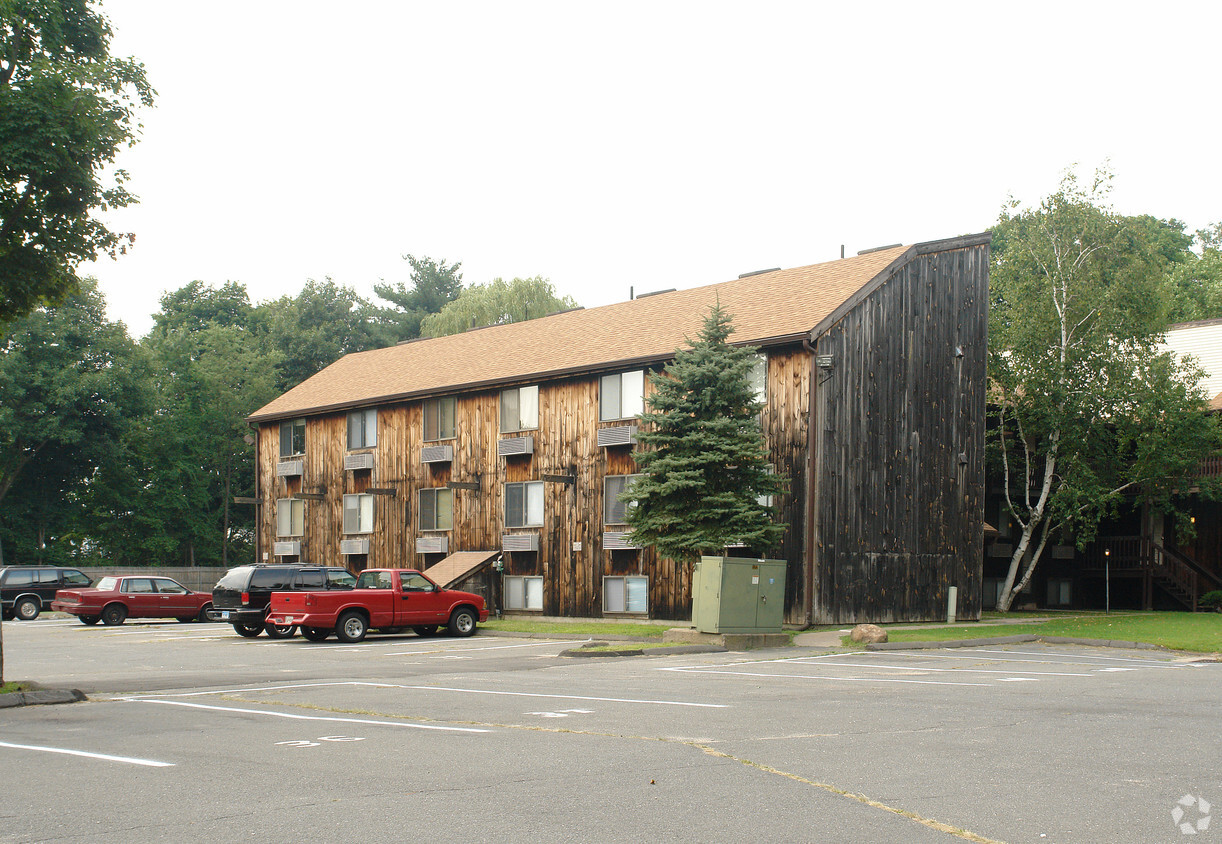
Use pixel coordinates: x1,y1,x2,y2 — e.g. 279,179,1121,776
85,1,1222,337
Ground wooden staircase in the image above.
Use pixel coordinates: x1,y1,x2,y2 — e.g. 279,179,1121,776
1089,537,1222,611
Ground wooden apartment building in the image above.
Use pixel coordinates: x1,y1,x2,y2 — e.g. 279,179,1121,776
246,234,990,625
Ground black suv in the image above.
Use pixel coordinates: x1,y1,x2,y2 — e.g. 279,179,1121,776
211,565,356,638
1,566,93,620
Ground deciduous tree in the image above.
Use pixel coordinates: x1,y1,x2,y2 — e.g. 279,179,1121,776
420,276,578,338
373,254,463,340
989,168,1221,611
0,0,154,323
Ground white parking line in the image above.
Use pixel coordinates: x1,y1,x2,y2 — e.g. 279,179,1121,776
121,698,490,732
675,667,991,687
387,640,582,656
780,659,1092,677
383,684,729,708
879,649,1184,669
0,739,174,767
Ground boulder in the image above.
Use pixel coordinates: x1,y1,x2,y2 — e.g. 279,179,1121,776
850,623,888,644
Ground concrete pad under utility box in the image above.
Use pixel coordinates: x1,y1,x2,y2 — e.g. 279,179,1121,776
663,628,789,651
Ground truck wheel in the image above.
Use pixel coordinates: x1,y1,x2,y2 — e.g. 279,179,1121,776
264,621,297,639
335,611,368,643
233,623,262,638
15,597,40,621
101,604,128,626
412,625,438,637
80,615,101,626
447,607,477,638
301,626,330,642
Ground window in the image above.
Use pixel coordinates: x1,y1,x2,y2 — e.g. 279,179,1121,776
62,570,90,587
604,475,642,525
1046,579,1072,607
347,408,377,449
505,481,544,528
327,569,357,588
250,568,293,590
423,396,456,441
357,570,394,589
4,570,33,586
95,577,117,591
604,576,647,613
294,570,325,589
401,572,434,592
154,579,188,594
276,498,304,537
748,354,767,405
123,578,155,594
504,576,543,610
500,385,539,432
279,418,305,457
600,370,645,421
343,493,375,534
419,487,453,531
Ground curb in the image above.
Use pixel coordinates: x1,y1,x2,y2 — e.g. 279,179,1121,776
560,644,726,658
0,689,87,709
866,634,1167,652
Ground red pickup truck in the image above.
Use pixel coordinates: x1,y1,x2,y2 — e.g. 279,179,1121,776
266,568,488,643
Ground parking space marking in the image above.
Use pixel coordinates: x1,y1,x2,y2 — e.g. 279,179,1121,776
383,684,729,708
121,698,491,732
387,639,584,656
780,658,1091,677
877,649,1190,670
0,739,174,768
673,667,991,687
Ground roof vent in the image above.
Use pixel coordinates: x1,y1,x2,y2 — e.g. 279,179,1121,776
857,243,902,256
737,268,781,279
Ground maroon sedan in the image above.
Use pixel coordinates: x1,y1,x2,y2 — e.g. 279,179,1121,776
51,576,214,626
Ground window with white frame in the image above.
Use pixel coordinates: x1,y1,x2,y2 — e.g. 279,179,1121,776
279,418,305,457
500,385,539,433
347,408,377,449
604,474,642,525
505,481,544,528
343,493,375,534
276,499,304,537
600,370,645,421
504,576,543,611
423,396,456,441
604,576,647,613
419,488,453,531
748,354,767,405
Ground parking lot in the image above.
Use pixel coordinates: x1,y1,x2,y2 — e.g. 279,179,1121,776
2,618,1220,843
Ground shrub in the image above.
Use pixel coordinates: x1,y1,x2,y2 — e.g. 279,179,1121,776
1199,591,1222,611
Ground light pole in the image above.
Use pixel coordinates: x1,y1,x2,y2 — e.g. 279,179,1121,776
1104,548,1110,614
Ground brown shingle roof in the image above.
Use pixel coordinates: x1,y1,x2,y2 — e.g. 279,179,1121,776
423,550,501,588
249,245,913,422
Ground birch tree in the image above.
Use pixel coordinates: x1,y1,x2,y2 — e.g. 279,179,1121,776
989,168,1219,611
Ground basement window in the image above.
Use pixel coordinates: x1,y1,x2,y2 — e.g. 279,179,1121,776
504,576,544,611
604,576,647,614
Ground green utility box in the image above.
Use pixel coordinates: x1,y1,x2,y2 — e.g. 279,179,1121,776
691,556,786,634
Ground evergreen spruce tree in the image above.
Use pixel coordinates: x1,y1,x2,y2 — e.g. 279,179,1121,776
625,303,786,562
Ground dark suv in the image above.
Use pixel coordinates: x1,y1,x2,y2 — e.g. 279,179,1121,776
211,565,356,638
1,566,93,620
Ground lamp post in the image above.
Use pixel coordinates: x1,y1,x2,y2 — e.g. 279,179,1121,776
1104,548,1110,614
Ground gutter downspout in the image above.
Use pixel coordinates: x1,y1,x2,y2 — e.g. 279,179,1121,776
253,424,261,566
802,336,819,628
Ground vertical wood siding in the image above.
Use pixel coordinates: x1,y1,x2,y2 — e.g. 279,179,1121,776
811,243,988,623
258,350,813,622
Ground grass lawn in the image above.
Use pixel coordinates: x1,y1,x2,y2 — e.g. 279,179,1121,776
872,611,1222,653
0,681,36,694
481,618,671,640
